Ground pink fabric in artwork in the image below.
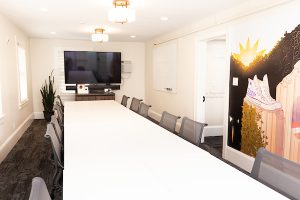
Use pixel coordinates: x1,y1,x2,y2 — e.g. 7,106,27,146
292,97,300,139
275,110,285,156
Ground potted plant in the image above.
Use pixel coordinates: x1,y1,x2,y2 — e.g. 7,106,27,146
40,71,56,122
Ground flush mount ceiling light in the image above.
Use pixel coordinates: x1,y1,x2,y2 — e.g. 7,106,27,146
40,7,48,12
108,0,136,24
91,28,109,42
160,17,168,21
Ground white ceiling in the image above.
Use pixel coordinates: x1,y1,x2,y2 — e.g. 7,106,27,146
0,0,249,42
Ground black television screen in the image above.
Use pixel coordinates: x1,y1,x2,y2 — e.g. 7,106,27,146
64,51,121,84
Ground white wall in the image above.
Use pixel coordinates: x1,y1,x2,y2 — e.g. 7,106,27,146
0,13,33,163
30,39,145,116
146,35,196,122
145,0,299,172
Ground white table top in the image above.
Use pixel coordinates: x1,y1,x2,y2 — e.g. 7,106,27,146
63,100,287,200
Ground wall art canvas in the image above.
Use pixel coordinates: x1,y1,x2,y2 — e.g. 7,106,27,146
228,23,300,163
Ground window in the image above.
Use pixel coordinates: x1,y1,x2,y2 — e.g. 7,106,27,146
17,44,28,105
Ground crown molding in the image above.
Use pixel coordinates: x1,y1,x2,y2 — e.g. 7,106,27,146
150,0,295,45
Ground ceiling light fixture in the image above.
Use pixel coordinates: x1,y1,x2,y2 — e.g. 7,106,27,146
40,7,48,12
130,35,136,38
91,28,109,42
160,17,168,21
108,0,136,24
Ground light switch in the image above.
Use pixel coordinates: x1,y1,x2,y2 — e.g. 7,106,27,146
233,77,239,86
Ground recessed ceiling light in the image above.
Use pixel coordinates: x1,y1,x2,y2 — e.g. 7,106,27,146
160,17,168,21
130,35,136,38
40,7,48,12
50,31,56,35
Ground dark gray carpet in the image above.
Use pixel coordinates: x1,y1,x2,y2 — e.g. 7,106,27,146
203,136,223,158
0,120,62,200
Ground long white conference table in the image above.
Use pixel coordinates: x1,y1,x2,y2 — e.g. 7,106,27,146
64,100,287,199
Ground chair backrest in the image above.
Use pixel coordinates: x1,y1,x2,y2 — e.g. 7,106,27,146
54,103,63,127
251,148,300,199
29,177,51,200
179,117,207,146
121,95,130,107
130,97,142,113
56,101,64,115
138,103,151,118
56,95,64,111
45,124,63,167
159,111,180,133
51,115,62,144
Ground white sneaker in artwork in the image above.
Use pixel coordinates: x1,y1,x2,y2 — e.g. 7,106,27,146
252,75,282,110
260,75,282,109
245,76,279,110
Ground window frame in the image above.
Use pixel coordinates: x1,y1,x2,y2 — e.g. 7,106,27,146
16,39,29,108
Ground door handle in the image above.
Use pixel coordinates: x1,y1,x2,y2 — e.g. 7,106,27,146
203,96,205,102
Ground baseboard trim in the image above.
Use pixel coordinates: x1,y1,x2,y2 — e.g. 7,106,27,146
148,109,161,122
148,110,182,133
0,113,34,164
201,125,224,143
34,112,44,119
224,146,254,173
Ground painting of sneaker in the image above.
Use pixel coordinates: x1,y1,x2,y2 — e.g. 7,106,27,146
260,75,282,109
245,76,281,111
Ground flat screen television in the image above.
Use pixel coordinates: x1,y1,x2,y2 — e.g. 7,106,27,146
64,51,121,84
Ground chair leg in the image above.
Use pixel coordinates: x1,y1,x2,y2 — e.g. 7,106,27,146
50,188,55,199
51,167,63,198
53,167,63,188
51,184,62,199
53,164,58,184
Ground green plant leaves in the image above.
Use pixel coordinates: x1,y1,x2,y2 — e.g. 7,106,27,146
40,71,56,112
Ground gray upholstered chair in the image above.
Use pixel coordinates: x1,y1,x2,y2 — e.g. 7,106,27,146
53,102,63,128
179,117,207,146
29,177,51,200
138,103,151,118
45,124,64,196
121,95,130,107
56,95,64,112
251,147,300,199
159,111,180,133
130,97,143,113
50,115,63,145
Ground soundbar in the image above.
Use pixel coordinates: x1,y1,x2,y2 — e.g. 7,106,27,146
66,84,120,91
66,85,77,91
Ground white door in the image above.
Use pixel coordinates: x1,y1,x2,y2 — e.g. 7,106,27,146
196,38,227,136
205,39,227,126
